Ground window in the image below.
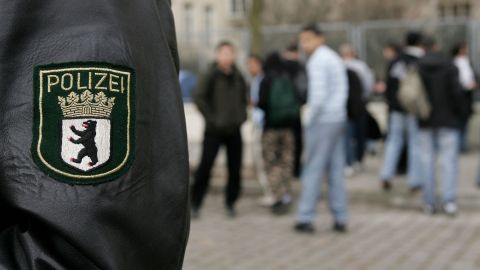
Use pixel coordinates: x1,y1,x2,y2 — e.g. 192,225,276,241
184,3,194,42
204,6,213,45
230,0,247,18
438,1,471,17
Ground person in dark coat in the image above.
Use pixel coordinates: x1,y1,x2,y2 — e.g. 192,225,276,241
417,37,465,216
191,41,248,218
283,44,308,178
0,1,190,269
344,69,368,174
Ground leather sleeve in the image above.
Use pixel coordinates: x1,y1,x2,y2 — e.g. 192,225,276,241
0,1,189,269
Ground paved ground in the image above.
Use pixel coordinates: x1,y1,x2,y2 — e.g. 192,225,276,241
183,153,480,270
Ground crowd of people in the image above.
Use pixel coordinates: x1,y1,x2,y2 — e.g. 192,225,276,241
188,24,478,234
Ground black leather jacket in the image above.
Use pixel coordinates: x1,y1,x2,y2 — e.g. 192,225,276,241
0,1,189,269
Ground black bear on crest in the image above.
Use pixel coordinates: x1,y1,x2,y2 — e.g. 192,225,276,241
69,120,99,167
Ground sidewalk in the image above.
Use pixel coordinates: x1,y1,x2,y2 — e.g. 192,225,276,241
184,153,480,270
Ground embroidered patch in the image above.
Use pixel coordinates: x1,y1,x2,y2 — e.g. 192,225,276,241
32,62,135,185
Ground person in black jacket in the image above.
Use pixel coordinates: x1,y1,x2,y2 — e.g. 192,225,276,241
417,38,465,216
379,31,424,192
451,43,478,152
283,44,308,178
192,41,248,218
345,69,368,174
0,1,189,269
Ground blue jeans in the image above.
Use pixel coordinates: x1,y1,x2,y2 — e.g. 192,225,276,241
418,128,459,206
297,121,348,224
380,112,421,187
345,116,367,166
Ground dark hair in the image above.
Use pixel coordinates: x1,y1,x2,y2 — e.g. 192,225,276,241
248,54,264,66
422,36,436,51
286,43,299,52
216,40,235,51
263,51,284,75
405,31,423,46
301,23,323,36
450,42,467,57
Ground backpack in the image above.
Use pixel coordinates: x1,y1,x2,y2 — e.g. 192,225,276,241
346,69,366,120
267,75,300,128
397,65,432,120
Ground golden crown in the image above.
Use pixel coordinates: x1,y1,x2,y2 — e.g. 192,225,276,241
58,90,115,118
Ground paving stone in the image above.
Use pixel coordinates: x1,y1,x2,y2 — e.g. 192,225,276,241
184,154,480,270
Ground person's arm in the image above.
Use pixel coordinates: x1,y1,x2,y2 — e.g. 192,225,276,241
362,63,376,98
257,77,270,111
193,72,215,124
0,1,189,269
306,55,328,123
385,60,403,108
294,65,309,105
449,64,469,118
240,74,249,108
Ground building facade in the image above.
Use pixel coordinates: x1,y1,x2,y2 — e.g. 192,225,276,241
172,0,249,71
172,0,479,71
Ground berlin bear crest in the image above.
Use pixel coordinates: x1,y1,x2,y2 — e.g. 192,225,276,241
69,120,99,167
32,63,135,184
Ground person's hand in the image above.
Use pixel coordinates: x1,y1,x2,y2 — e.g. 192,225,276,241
374,81,386,94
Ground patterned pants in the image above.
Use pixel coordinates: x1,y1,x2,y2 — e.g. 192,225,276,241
262,129,294,202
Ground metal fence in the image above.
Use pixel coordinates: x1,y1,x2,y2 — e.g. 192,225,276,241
177,17,480,79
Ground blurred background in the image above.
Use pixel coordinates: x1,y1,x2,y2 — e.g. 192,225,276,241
172,1,480,269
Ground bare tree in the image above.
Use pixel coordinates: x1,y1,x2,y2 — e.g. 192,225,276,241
248,0,264,55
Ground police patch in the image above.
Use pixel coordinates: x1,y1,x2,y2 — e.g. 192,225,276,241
32,63,135,184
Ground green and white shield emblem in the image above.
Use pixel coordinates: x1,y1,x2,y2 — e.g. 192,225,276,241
32,63,135,184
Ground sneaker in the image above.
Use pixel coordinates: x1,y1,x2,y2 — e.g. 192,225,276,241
345,167,355,177
226,206,236,218
423,204,437,215
409,185,422,196
294,222,315,234
271,201,291,216
353,162,363,173
381,180,392,191
443,202,458,217
258,195,275,207
332,223,347,233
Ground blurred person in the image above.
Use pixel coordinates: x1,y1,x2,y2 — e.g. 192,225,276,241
340,44,373,173
0,1,189,269
340,44,375,99
294,24,349,234
379,31,424,192
451,42,477,153
377,42,409,173
283,43,308,178
257,52,301,215
179,69,198,102
248,54,266,127
374,42,402,94
192,41,248,218
344,68,368,176
383,42,402,63
247,54,274,206
417,38,465,215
